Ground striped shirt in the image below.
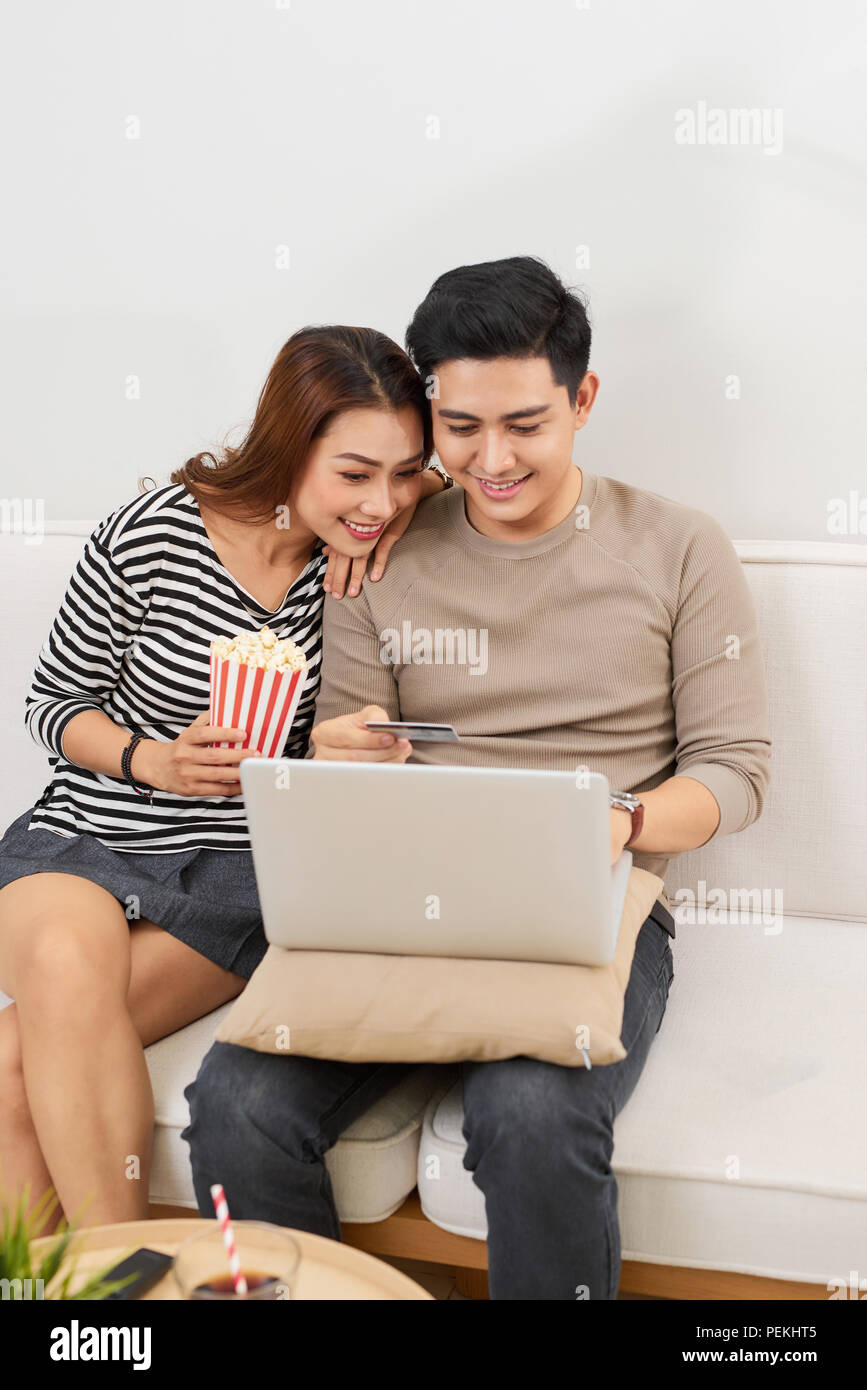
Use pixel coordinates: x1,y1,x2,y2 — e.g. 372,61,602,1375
24,483,326,852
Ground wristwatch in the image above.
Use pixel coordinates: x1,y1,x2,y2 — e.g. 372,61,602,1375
427,462,454,490
609,791,644,847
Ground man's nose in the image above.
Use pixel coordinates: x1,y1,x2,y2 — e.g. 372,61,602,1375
477,432,516,475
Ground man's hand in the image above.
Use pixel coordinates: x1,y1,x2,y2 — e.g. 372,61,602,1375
310,704,413,763
610,807,634,865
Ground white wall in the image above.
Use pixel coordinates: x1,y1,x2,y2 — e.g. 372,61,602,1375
1,0,865,540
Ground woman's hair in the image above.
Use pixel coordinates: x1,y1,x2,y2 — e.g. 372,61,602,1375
405,255,592,407
169,325,434,525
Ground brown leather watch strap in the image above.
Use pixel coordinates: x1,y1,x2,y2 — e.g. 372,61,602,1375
624,800,645,847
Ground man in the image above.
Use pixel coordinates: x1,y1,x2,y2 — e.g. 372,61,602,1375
182,255,770,1298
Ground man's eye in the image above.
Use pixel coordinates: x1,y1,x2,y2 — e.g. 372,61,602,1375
446,424,540,436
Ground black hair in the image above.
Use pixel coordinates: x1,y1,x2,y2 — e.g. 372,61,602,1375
404,255,591,408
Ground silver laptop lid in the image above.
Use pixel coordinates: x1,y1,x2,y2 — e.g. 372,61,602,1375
241,758,631,966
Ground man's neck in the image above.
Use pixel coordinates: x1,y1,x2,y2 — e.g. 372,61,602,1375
462,465,583,543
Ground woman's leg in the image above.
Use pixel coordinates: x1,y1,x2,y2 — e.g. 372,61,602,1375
0,873,246,1230
0,1004,56,1231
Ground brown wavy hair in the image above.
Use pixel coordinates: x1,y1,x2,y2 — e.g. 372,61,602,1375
169,325,435,526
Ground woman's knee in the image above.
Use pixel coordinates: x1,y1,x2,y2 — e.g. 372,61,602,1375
0,876,130,1002
14,916,130,1007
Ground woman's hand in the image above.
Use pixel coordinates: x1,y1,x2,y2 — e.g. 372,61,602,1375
310,704,412,763
322,467,446,600
133,713,263,797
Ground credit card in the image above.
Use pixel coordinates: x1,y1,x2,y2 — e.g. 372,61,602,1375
364,721,461,743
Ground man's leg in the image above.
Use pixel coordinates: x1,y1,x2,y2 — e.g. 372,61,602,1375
460,914,675,1299
181,1043,416,1238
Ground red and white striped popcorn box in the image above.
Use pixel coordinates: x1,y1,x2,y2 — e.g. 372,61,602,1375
208,646,308,758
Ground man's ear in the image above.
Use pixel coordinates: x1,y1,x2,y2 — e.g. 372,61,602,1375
574,370,600,428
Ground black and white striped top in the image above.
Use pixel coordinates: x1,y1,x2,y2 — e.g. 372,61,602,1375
24,483,326,852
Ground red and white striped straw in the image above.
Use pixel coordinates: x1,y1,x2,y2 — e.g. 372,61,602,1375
210,1183,248,1295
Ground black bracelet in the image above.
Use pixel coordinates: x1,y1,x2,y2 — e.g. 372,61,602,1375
121,732,154,804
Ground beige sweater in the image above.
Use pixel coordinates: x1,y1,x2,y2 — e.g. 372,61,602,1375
308,470,772,915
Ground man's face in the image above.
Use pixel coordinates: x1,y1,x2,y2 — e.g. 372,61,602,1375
430,356,598,539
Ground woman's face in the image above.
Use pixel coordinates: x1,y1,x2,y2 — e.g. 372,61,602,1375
291,405,426,554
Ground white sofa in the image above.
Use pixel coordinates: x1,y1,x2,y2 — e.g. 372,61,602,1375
2,520,866,1291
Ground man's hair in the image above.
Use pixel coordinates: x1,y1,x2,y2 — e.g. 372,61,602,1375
405,255,591,407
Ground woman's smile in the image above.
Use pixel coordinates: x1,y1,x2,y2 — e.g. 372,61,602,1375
339,517,387,539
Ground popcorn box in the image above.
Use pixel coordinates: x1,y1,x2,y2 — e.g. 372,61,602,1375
208,626,309,758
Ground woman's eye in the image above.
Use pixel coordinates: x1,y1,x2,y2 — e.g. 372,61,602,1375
341,468,423,482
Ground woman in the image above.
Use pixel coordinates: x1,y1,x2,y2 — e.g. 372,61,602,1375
0,325,449,1232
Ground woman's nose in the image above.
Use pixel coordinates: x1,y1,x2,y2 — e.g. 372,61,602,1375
359,483,398,519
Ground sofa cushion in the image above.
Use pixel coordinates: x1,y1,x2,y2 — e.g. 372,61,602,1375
1,529,98,831
664,541,867,923
417,912,867,1283
145,1001,443,1222
213,868,664,1068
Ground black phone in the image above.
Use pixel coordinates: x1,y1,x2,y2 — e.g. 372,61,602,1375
102,1246,174,1300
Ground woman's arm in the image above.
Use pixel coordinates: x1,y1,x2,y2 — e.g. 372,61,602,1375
61,707,159,784
25,518,148,762
25,511,263,798
61,707,259,796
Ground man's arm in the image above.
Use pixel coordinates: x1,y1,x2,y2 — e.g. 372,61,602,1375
305,585,401,759
626,513,771,855
617,775,721,855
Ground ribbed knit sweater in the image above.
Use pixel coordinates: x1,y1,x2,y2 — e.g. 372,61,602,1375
308,469,772,915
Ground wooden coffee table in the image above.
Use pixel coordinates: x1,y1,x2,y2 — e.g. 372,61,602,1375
30,1218,433,1300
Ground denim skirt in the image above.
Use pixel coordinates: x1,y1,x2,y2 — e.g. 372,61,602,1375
0,807,268,979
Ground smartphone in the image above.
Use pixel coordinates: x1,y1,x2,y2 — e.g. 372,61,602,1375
102,1247,174,1300
364,721,461,744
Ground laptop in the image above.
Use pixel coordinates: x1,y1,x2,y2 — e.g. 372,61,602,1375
240,759,633,966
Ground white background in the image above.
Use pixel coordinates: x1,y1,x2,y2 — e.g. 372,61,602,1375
1,0,865,538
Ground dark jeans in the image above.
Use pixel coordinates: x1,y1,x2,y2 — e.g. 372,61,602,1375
181,913,674,1299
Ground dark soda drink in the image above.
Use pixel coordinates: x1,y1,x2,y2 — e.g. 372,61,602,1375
192,1269,282,1298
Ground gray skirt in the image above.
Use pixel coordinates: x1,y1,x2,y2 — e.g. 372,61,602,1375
0,807,268,980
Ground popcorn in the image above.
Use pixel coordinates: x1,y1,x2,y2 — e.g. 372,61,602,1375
209,625,308,676
209,626,308,760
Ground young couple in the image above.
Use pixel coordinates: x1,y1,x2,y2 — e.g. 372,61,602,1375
0,255,770,1298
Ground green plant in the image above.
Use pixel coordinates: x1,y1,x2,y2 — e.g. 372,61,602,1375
0,1183,139,1301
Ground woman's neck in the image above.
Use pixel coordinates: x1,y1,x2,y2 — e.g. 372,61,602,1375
198,498,318,567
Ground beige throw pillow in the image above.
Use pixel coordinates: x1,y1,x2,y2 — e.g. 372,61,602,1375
216,867,665,1067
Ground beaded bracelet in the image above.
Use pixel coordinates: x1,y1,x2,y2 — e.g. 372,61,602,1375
121,732,154,804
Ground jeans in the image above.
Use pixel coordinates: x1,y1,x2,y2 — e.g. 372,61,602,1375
181,913,674,1299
